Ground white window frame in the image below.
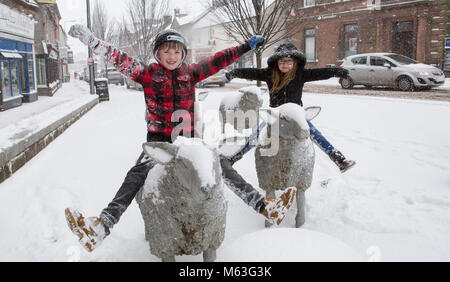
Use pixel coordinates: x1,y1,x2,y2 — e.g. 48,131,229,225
304,28,316,62
304,0,315,8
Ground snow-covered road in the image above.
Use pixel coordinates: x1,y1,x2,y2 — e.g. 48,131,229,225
0,80,449,261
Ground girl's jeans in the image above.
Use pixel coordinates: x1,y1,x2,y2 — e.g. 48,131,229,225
308,121,335,155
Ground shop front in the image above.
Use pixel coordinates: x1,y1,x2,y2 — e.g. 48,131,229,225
0,3,37,111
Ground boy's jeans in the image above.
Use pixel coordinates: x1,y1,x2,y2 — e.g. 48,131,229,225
308,121,335,155
99,152,265,229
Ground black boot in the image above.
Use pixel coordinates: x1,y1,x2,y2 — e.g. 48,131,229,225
329,150,356,173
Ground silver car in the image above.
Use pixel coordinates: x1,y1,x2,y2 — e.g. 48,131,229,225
196,69,228,88
339,53,445,91
100,68,125,86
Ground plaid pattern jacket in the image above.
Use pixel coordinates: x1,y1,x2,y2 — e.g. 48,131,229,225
98,41,251,142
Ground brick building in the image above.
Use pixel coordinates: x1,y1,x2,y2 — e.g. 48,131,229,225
0,0,39,111
289,0,449,76
34,1,63,96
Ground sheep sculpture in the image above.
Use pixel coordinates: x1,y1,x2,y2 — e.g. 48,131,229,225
219,86,264,135
219,87,320,228
256,104,320,228
135,137,227,262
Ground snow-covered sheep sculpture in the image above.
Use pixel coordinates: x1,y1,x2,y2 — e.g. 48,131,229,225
219,86,264,135
256,104,321,228
135,137,227,262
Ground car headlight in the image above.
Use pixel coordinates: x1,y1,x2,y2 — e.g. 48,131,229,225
419,72,429,76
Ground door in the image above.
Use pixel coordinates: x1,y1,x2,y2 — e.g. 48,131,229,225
9,60,21,96
392,21,415,59
368,56,395,86
347,55,371,84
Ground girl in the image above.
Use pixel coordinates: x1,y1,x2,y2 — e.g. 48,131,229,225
226,43,356,172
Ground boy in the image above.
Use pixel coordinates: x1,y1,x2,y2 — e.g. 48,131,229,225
66,25,296,252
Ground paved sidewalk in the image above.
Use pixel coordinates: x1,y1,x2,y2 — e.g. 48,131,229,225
0,80,99,183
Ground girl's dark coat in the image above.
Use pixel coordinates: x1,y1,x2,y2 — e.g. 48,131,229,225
228,43,348,107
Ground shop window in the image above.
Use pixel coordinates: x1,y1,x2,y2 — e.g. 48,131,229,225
304,28,316,62
28,56,35,90
37,58,47,85
445,50,450,71
10,60,20,96
344,24,358,58
21,56,28,93
1,61,12,97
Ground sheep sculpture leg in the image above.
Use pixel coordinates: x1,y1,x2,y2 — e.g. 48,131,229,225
162,255,176,262
159,248,216,262
203,247,217,262
295,190,306,228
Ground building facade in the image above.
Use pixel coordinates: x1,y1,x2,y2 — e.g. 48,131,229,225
0,0,39,111
172,8,257,69
34,1,63,96
289,0,449,76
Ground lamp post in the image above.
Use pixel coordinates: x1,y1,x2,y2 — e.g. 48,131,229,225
86,0,95,94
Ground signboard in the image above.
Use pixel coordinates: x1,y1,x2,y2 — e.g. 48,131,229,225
289,8,297,17
445,38,450,49
0,3,35,40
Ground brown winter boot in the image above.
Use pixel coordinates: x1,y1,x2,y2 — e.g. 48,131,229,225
262,187,297,225
65,208,109,252
329,150,356,173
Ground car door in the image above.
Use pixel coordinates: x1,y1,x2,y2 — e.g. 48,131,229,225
368,56,395,86
347,55,371,85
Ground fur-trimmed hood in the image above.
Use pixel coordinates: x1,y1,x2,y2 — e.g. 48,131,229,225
267,43,306,70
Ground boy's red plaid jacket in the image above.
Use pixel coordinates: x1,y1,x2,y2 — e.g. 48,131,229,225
98,41,251,142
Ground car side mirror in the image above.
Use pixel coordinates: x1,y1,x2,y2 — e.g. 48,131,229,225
384,63,391,69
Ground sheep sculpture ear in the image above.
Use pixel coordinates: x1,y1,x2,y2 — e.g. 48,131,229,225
305,106,321,121
142,142,178,165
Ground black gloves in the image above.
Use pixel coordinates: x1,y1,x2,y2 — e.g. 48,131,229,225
225,71,234,82
335,68,349,78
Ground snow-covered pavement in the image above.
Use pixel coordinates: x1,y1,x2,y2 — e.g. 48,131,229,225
0,79,449,261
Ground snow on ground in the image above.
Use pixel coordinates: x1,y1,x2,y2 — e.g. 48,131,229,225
0,79,449,261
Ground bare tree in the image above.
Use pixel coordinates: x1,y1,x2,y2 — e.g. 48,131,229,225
210,0,300,85
126,0,170,63
92,0,117,78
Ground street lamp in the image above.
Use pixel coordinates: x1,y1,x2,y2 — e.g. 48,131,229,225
86,0,95,94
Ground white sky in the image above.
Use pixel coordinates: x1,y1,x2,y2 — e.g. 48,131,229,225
57,0,205,61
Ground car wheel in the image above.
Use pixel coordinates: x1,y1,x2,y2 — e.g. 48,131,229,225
397,76,414,91
340,77,354,89
219,83,225,87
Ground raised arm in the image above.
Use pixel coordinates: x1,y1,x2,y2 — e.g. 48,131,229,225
69,24,146,83
188,36,264,84
226,68,269,83
302,67,349,83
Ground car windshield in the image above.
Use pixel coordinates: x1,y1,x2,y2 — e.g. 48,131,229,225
385,54,418,65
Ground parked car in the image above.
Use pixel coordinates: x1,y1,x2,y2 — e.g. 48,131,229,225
125,77,143,91
196,69,229,88
100,68,125,85
339,53,445,91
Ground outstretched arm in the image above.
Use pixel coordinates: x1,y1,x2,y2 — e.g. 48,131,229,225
226,68,269,83
69,24,146,83
189,36,264,84
302,67,349,83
